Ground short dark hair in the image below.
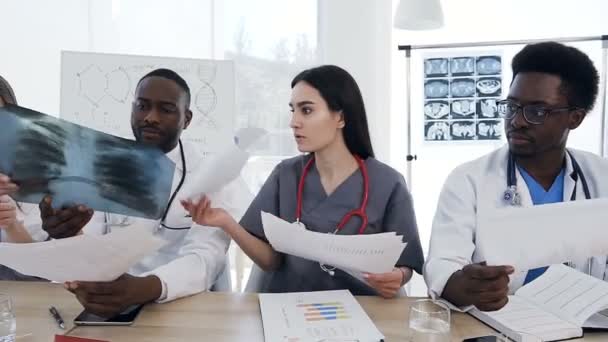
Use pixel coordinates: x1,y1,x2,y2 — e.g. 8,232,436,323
291,65,375,159
0,75,18,105
512,41,599,113
137,68,191,108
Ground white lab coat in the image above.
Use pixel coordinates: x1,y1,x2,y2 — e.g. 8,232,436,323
84,141,250,302
425,145,608,304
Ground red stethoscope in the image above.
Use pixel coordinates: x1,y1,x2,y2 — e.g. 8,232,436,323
295,154,370,276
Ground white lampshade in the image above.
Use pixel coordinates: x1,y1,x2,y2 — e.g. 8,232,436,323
394,0,444,30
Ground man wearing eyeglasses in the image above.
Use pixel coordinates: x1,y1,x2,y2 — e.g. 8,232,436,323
424,42,608,311
34,68,248,318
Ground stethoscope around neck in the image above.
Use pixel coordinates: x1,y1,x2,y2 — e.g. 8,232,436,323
295,154,370,276
503,149,591,206
105,139,191,231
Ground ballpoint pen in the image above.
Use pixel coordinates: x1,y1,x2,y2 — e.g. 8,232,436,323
49,306,65,329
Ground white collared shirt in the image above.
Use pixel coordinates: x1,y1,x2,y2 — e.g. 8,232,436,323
86,141,251,302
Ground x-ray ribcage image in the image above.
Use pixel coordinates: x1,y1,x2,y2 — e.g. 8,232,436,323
12,118,68,194
0,105,174,219
93,135,170,218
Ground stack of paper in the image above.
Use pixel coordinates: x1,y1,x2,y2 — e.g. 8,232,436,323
0,227,165,282
259,290,384,342
261,212,406,277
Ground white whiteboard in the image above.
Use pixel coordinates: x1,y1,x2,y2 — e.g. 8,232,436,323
60,51,235,155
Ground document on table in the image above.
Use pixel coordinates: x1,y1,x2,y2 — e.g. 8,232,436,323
259,290,384,342
476,198,608,272
261,211,406,275
0,227,165,282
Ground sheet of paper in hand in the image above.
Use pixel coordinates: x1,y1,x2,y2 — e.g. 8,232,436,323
0,104,175,219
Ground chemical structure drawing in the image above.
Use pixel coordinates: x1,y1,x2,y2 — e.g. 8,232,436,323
75,63,221,131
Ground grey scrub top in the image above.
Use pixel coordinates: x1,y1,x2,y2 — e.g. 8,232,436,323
240,154,424,295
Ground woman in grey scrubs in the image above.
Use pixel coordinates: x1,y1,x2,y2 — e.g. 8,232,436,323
0,75,46,280
184,65,423,297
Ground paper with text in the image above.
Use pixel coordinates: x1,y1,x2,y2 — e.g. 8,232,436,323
261,211,406,275
516,264,608,327
259,290,384,342
180,128,266,203
470,295,580,342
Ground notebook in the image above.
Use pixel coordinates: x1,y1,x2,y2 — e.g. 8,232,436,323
469,264,608,342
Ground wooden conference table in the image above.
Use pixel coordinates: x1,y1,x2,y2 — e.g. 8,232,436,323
3,281,607,341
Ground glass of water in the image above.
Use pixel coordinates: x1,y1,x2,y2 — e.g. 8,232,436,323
0,295,15,342
408,299,450,342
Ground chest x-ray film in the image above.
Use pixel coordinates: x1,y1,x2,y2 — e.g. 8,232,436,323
0,104,175,219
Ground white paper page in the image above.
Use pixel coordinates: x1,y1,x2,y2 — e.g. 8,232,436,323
261,212,406,274
477,198,608,272
0,227,165,282
584,311,608,329
234,127,267,150
259,290,384,342
180,128,266,202
515,264,608,327
470,295,581,342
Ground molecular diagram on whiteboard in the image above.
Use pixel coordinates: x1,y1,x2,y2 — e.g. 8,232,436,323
75,62,220,135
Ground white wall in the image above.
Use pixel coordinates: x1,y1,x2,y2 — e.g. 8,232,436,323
91,0,213,58
0,0,214,116
318,0,394,163
394,0,608,46
0,0,90,114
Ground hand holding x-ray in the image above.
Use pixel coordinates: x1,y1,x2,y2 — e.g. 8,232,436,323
39,195,93,239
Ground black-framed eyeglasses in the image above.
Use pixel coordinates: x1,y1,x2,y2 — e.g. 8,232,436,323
497,99,577,125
